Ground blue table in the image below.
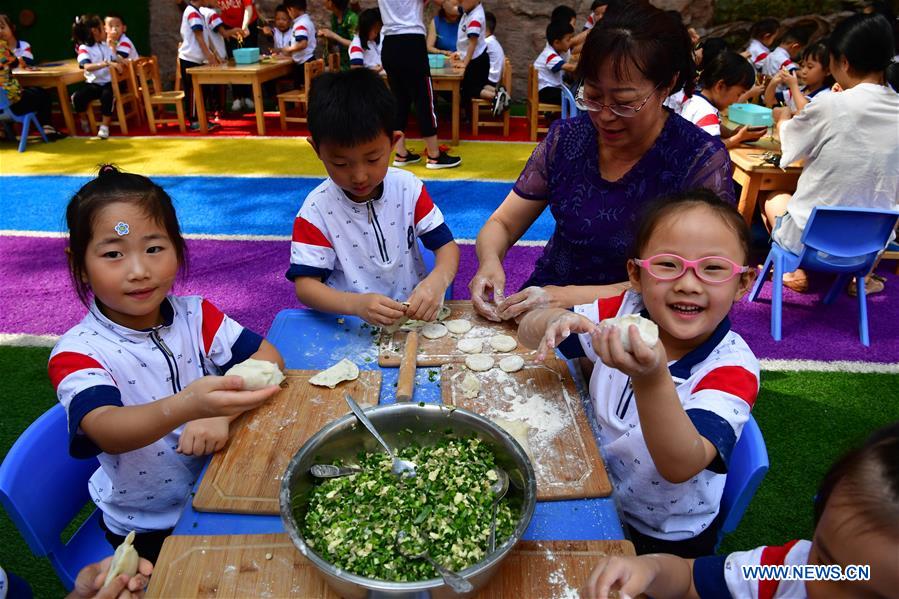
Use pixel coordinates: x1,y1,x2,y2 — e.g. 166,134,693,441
175,309,624,541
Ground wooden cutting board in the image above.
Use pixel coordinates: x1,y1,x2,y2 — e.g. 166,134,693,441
442,356,612,501
146,534,636,599
379,300,537,366
192,370,381,514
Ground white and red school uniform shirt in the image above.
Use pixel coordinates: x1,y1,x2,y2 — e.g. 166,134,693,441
747,38,770,70
760,46,797,78
485,34,505,85
49,295,263,535
568,290,759,541
287,167,454,300
457,4,486,61
349,34,382,70
200,7,227,61
378,0,426,36
273,27,293,51
12,39,34,65
664,90,688,113
693,539,812,598
779,85,831,113
535,43,568,91
291,14,316,64
178,3,209,64
678,91,721,136
76,42,114,85
115,34,139,60
583,13,597,31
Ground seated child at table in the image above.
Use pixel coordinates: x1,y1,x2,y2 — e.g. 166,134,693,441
519,190,760,558
50,165,283,563
534,19,575,105
744,17,779,70
451,0,490,105
581,421,899,599
319,0,358,71
764,41,833,112
282,0,317,88
677,51,766,149
260,4,294,54
759,27,808,78
479,11,509,116
72,14,123,139
0,39,60,140
0,14,33,67
105,13,139,60
348,7,383,73
288,69,460,326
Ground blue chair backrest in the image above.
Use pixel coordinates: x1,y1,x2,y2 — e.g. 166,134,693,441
0,404,99,557
719,414,769,539
798,207,899,271
561,85,578,119
0,87,18,122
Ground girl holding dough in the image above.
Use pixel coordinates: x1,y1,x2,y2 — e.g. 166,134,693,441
49,165,284,562
519,189,759,558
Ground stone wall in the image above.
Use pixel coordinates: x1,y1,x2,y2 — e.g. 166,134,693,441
149,0,713,101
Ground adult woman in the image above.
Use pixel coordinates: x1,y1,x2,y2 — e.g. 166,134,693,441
427,0,460,56
470,3,735,321
217,0,257,111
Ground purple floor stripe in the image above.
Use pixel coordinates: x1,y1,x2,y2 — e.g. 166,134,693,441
2,236,897,362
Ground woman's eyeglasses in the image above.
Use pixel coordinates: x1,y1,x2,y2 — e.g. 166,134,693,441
575,82,662,117
632,254,749,284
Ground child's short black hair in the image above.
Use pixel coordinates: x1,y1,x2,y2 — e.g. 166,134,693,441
307,68,396,147
591,0,609,10
358,7,381,50
551,5,576,25
698,50,755,90
801,41,836,89
105,12,126,25
66,165,187,306
283,0,307,12
828,13,895,75
779,26,811,47
546,19,574,45
72,14,103,47
485,11,496,35
749,17,779,40
329,0,350,13
274,4,289,15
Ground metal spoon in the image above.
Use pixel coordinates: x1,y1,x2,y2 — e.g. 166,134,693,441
309,464,362,478
488,467,510,552
344,393,416,478
396,531,473,594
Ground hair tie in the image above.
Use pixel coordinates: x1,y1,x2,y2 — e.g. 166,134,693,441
99,164,118,176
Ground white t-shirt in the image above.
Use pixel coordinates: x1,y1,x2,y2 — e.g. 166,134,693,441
291,14,316,64
775,83,899,252
349,34,382,70
779,85,831,113
678,92,721,136
457,4,486,61
746,38,770,69
13,39,34,64
485,34,504,85
535,43,568,91
378,0,426,36
49,296,263,535
583,13,598,31
759,46,797,78
287,168,454,300
76,43,114,85
569,290,759,541
178,4,209,64
115,33,139,60
273,27,293,50
200,7,227,61
693,540,812,598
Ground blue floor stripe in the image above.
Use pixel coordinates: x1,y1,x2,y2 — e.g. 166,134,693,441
2,175,555,240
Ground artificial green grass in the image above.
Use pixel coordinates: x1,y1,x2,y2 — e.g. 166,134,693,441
0,344,896,595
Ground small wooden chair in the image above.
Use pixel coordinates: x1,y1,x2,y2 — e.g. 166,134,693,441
86,61,142,135
326,51,340,72
277,59,324,131
526,64,563,141
471,57,511,137
135,56,186,133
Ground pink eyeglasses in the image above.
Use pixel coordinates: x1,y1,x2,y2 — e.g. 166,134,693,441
632,253,749,284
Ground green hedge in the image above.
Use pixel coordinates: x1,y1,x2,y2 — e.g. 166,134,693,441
714,0,844,23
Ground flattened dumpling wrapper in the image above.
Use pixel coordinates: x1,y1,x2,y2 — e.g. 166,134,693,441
309,358,360,388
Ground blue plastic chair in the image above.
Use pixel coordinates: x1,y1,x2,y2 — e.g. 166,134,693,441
418,238,453,300
561,85,580,119
748,207,899,346
0,87,49,153
0,404,110,590
717,414,769,548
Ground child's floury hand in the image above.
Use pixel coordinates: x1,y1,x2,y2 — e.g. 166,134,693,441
353,293,406,326
184,375,278,419
405,279,445,322
535,312,596,361
177,416,231,456
593,323,666,378
581,555,653,599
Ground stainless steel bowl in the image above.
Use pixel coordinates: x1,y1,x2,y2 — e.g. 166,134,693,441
280,403,537,598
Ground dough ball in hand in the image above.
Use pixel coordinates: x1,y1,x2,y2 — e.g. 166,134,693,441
225,358,285,390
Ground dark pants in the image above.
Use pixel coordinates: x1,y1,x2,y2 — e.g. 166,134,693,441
461,51,490,100
10,87,53,127
381,34,438,137
226,27,258,99
626,515,721,558
100,518,174,565
180,58,203,122
72,82,115,116
538,86,562,105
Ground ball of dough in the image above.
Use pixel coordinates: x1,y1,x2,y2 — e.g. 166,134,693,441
457,338,484,354
490,334,518,353
225,358,285,390
465,354,495,372
445,319,473,334
460,372,481,398
499,355,525,373
606,314,659,351
421,323,449,339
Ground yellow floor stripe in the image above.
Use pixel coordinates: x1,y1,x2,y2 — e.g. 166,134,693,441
1,137,535,180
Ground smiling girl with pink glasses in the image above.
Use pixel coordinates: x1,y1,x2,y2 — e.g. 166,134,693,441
519,189,759,558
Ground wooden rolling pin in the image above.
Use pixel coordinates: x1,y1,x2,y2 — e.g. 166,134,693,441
395,331,418,402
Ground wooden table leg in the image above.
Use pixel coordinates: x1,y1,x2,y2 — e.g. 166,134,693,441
451,83,460,146
56,82,77,135
193,78,208,134
252,79,265,136
737,169,762,225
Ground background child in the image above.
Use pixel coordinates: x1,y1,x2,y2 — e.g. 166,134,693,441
744,17,779,70
451,0,490,106
535,19,575,105
0,14,33,67
105,13,139,60
72,14,122,139
759,27,808,77
581,422,899,599
348,7,383,73
288,69,460,326
519,190,759,557
0,38,60,140
282,0,317,88
764,41,834,112
319,0,358,71
50,165,283,563
678,51,766,148
260,4,294,54
480,10,509,116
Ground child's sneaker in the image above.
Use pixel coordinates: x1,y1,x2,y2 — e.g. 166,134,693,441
97,125,109,139
393,150,421,167
426,150,461,169
493,86,509,117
